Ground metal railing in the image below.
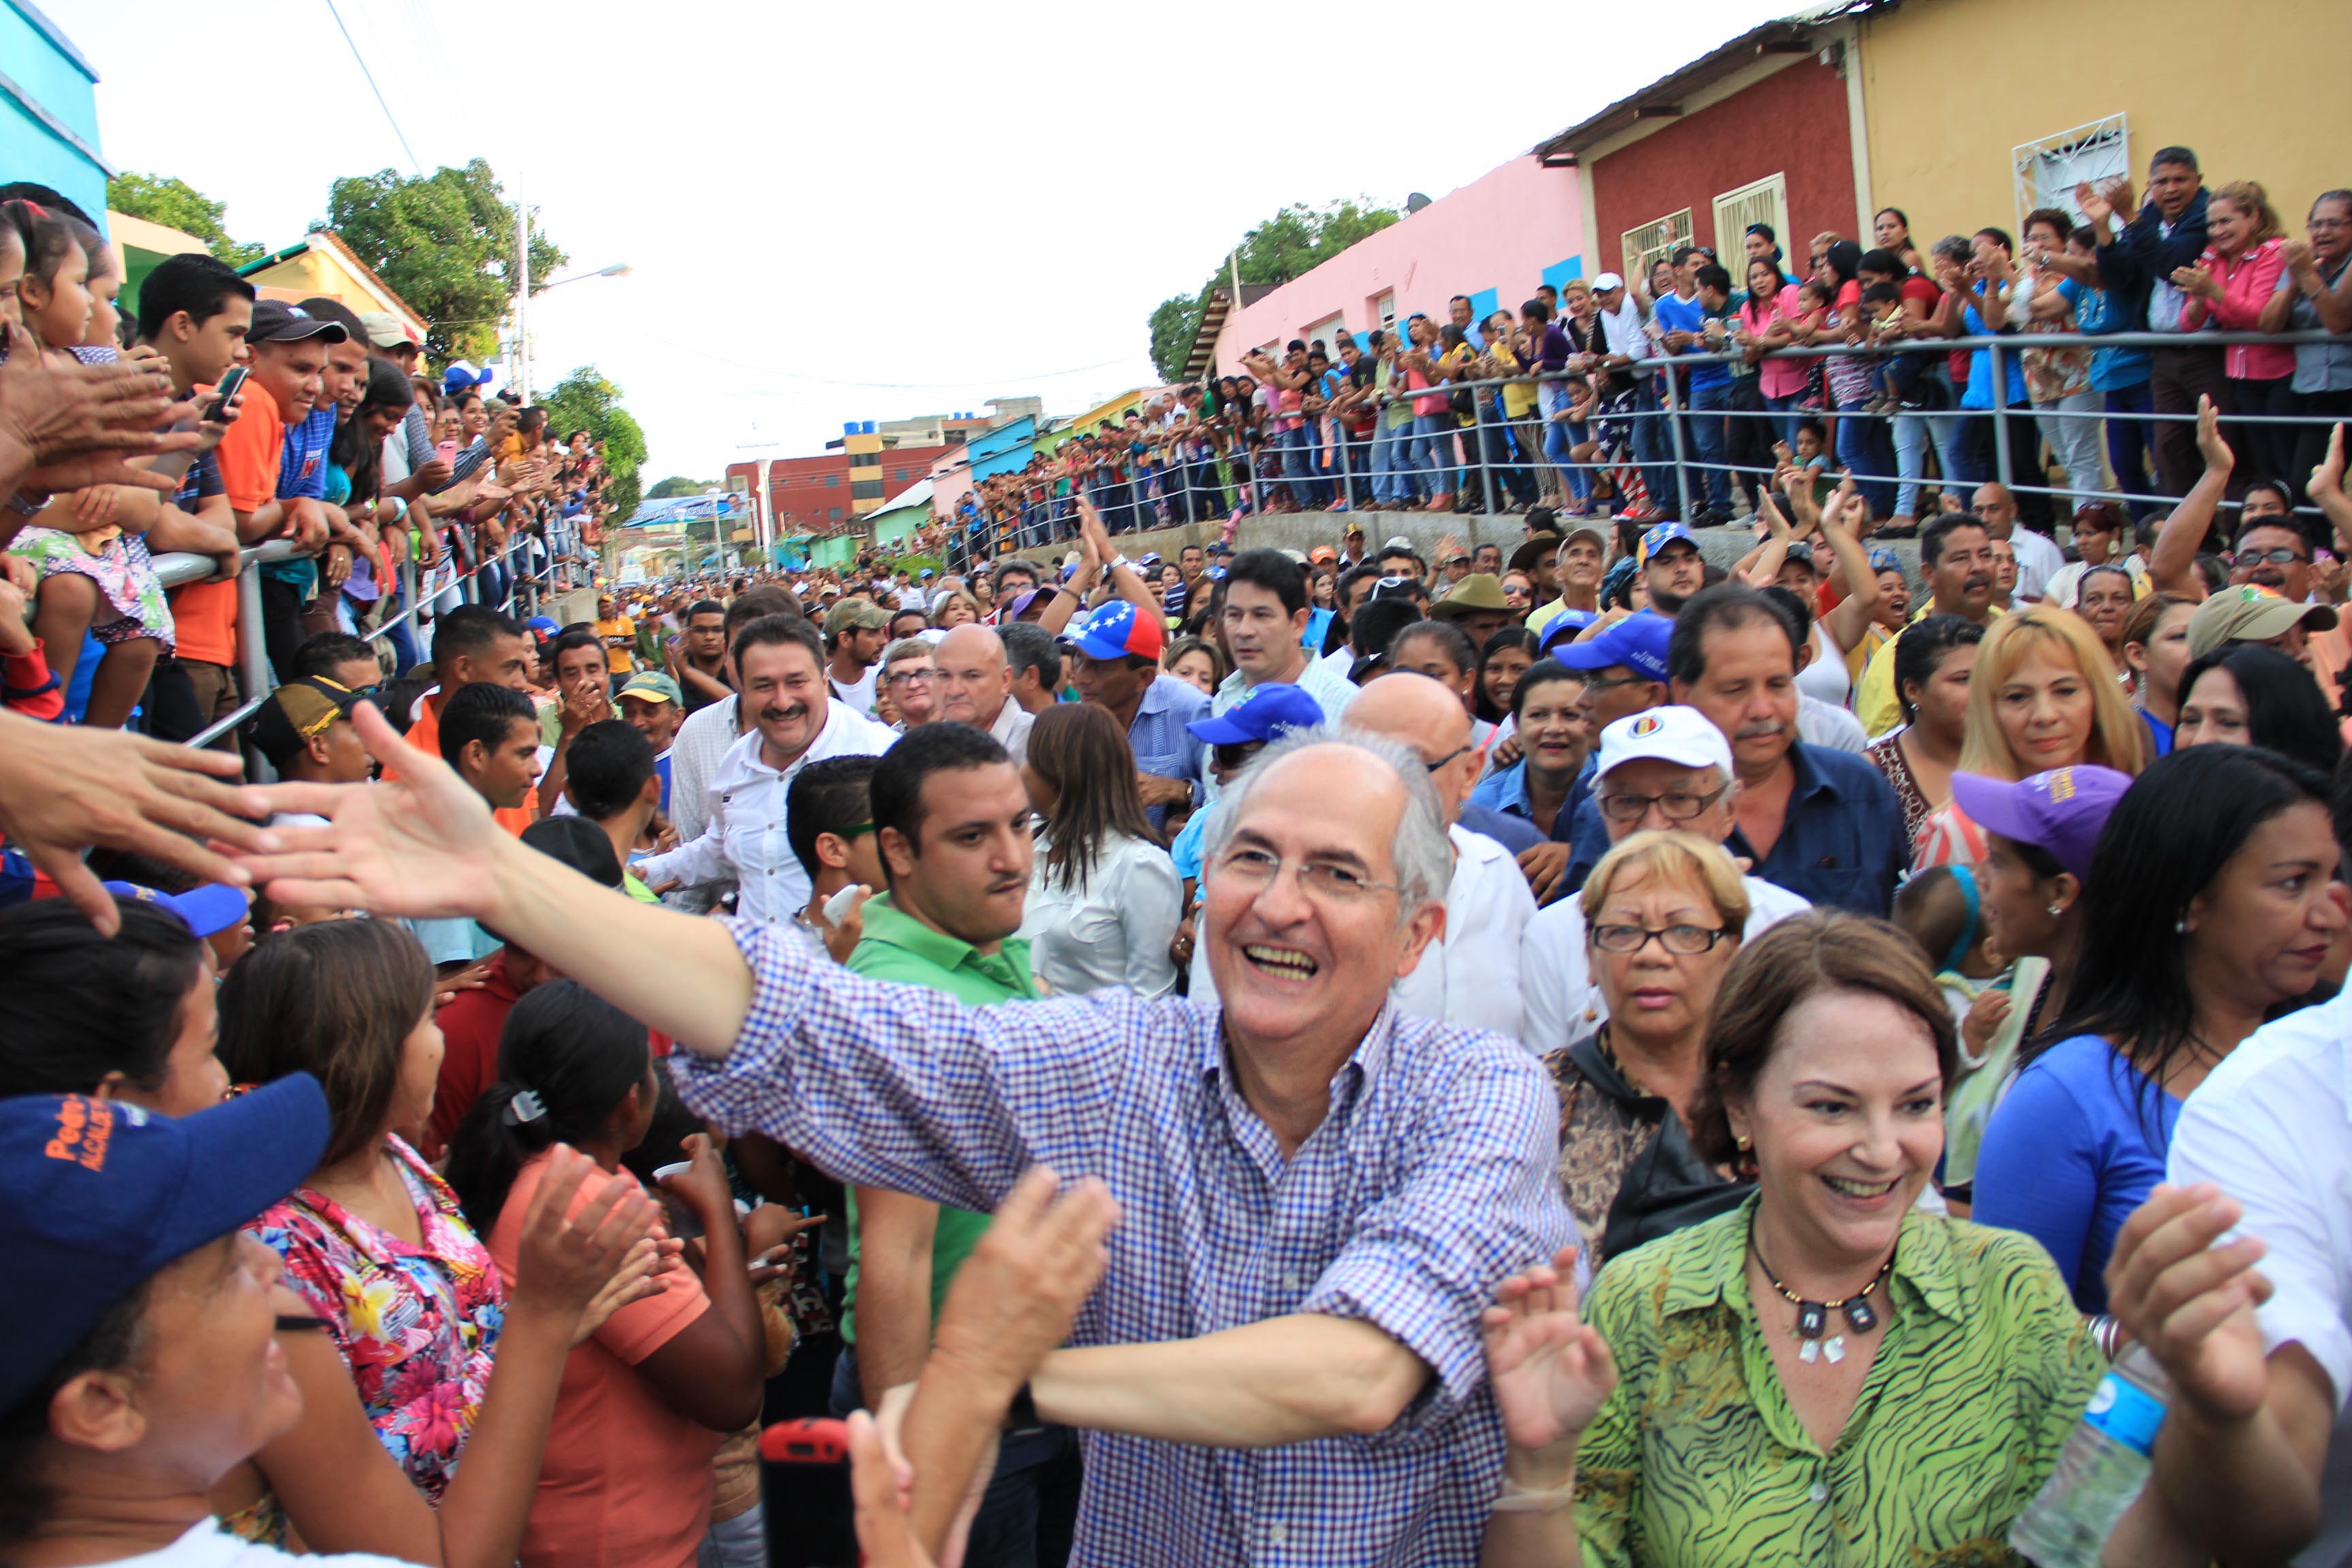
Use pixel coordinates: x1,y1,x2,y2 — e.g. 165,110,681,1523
953,328,2347,549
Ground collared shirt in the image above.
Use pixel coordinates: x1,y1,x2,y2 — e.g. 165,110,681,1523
1124,673,1210,831
1723,740,1908,915
2007,527,2066,603
668,695,744,845
672,919,1574,1568
1573,1196,2103,1568
839,895,1036,1346
987,695,1034,766
1518,873,1812,1055
636,700,898,924
1385,824,1537,1041
1211,655,1358,723
2169,985,2352,1568
1018,830,1183,1000
1469,755,1590,841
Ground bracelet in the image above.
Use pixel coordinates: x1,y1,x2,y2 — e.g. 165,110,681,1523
1492,1474,1578,1514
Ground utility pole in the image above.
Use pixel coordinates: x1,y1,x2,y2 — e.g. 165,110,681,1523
514,188,532,402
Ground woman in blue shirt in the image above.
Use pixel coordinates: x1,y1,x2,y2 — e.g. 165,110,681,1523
1973,746,2344,1316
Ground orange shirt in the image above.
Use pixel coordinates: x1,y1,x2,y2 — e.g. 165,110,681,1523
488,1154,719,1568
172,379,289,669
394,700,538,832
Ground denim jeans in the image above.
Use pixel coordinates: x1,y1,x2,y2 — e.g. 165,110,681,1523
1370,421,1403,505
1537,382,1589,500
2104,382,2157,516
1279,425,1324,507
1411,412,1457,497
1835,408,1897,521
1891,410,1932,519
1765,392,1807,448
1686,382,1733,512
698,1501,766,1568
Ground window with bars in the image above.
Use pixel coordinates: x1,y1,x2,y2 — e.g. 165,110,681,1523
2013,115,2129,235
1621,209,1693,284
1712,176,1788,265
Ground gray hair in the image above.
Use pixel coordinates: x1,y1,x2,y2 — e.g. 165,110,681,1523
881,637,932,668
1200,725,1452,919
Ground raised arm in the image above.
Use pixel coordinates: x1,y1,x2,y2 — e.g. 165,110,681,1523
2149,396,2232,598
1814,486,1882,653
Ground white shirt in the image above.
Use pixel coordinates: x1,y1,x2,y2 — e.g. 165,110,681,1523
2168,985,2352,1568
2045,552,2148,609
1187,823,1534,1039
1518,872,1813,1054
2007,527,2066,604
110,1519,412,1567
1797,692,1868,753
1797,623,1852,710
1211,655,1358,722
988,696,1035,766
667,694,743,845
830,662,882,719
634,700,897,925
1018,830,1183,999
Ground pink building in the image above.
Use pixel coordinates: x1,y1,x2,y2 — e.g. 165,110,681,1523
1206,156,1584,374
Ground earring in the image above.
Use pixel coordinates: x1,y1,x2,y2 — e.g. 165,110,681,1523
2046,904,2063,919
2174,915,2189,934
1735,1134,1752,1152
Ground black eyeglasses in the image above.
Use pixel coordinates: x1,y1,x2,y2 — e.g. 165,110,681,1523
1597,783,1731,823
1590,922,1733,956
1422,744,1474,774
2224,547,2308,568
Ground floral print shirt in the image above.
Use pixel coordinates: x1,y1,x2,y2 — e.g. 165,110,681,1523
245,1137,505,1501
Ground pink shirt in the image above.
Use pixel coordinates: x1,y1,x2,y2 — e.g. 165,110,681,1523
2186,237,2294,381
1743,289,1811,399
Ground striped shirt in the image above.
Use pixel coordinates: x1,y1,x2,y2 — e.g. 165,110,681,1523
672,918,1573,1567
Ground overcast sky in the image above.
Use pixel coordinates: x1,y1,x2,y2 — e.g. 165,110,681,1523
51,0,1788,483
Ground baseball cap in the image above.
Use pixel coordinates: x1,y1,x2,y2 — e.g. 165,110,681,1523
441,361,495,395
357,311,417,350
1552,610,1673,683
1004,588,1047,621
246,301,348,346
2185,585,2338,659
1187,683,1324,746
1592,705,1733,783
1637,521,1700,565
823,598,892,636
617,670,683,706
1204,540,1234,557
1950,765,2132,883
1382,535,1416,551
1063,600,1164,663
98,879,251,939
1308,545,1337,566
524,615,561,644
1536,608,1603,655
1559,523,1608,556
1343,521,1367,538
0,1078,330,1410
244,675,363,769
1592,272,1627,292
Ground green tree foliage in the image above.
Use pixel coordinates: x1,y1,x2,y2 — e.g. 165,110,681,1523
105,172,263,265
542,366,647,521
327,160,566,363
644,475,717,500
1145,197,1403,381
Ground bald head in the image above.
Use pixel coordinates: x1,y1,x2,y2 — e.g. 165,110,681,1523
1343,672,1478,825
1970,483,2016,536
934,624,1012,728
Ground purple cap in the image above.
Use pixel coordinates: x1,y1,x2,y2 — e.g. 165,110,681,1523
1950,765,2132,883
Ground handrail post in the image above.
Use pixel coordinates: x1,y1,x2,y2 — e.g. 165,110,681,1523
1989,338,2012,494
1665,372,1693,523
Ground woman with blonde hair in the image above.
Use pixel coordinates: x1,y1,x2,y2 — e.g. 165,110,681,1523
928,587,981,631
1914,608,2143,866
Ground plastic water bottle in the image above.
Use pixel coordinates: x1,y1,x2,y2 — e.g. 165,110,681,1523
2008,1344,2170,1567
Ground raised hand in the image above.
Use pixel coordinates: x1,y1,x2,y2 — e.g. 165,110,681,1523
1483,1245,1617,1455
2104,1183,2273,1423
929,1166,1120,1394
509,1145,665,1341
2308,423,2345,502
2195,394,2234,476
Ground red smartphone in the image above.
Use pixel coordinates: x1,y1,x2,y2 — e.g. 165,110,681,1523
759,1417,849,1465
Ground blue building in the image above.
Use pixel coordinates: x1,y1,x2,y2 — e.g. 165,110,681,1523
0,1,109,226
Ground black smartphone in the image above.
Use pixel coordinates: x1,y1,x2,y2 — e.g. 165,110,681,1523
203,364,248,423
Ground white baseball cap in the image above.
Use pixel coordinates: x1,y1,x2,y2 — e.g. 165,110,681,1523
1594,705,1733,783
1592,272,1626,293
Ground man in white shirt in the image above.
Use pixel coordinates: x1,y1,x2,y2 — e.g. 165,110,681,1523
1973,482,2063,603
667,588,800,847
823,598,892,718
636,615,896,924
1211,548,1358,723
1339,672,1535,1040
1518,706,1810,1054
932,624,1035,765
2108,981,2352,1568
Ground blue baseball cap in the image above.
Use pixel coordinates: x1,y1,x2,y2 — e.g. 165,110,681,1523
1552,610,1672,683
100,880,250,940
1638,521,1699,564
0,1077,330,1410
1536,608,1603,656
1188,683,1324,746
1063,600,1164,662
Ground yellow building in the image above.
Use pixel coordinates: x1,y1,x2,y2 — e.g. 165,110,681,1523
237,229,427,345
1855,0,2352,246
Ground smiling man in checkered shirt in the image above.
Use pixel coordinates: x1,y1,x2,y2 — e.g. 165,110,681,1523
242,715,1575,1568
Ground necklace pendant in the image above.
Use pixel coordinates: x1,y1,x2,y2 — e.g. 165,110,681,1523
1843,1296,1878,1337
1823,1335,1846,1365
1795,1301,1828,1340
1798,1337,1820,1365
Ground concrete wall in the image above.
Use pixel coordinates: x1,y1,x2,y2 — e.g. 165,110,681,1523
1209,157,1584,373
0,2,107,231
1858,0,2352,249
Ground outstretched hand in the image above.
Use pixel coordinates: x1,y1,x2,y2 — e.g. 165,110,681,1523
2104,1183,2274,1424
2195,394,2234,476
1484,1245,1616,1455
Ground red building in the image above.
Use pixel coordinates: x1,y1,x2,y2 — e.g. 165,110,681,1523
1539,9,1867,285
725,445,952,536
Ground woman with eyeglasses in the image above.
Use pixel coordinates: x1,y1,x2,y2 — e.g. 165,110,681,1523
1541,832,1750,1265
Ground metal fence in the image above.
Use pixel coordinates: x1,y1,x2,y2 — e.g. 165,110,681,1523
959,327,2347,553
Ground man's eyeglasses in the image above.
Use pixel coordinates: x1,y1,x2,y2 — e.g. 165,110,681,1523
1596,783,1731,823
1579,672,1654,694
1215,845,1401,904
1589,921,1732,956
837,821,877,840
1422,743,1475,774
2224,548,2308,568
886,668,937,685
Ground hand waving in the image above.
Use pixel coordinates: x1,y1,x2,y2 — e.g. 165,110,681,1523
1484,1245,1616,1455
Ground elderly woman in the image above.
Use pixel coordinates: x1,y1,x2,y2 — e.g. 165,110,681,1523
1477,910,2127,1568
1542,832,1749,1265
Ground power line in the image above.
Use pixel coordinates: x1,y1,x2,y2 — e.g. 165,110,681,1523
638,331,1144,392
321,0,424,176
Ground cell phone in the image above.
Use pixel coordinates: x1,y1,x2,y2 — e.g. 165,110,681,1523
203,365,248,423
435,438,459,466
760,1418,849,1465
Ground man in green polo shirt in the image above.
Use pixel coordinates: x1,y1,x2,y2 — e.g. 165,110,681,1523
830,721,1076,1559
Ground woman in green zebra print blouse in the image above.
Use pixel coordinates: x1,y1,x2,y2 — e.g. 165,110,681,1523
1475,911,2191,1568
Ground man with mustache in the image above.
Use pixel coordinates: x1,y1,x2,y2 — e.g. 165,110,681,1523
1670,583,1908,913
1855,511,2004,736
636,615,897,924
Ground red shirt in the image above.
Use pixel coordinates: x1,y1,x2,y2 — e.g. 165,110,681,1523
424,951,525,1158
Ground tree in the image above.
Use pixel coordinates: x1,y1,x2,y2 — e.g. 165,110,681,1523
644,476,716,500
327,159,566,363
105,172,263,265
542,366,647,523
1145,197,1403,381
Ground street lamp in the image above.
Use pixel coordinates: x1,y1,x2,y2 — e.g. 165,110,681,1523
542,262,632,288
511,259,629,400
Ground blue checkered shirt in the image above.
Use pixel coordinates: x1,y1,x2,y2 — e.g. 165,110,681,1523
673,919,1573,1567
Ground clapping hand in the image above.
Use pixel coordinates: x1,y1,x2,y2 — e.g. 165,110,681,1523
1484,1245,1617,1456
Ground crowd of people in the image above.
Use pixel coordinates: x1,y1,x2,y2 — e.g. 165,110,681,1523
5,143,2352,1568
